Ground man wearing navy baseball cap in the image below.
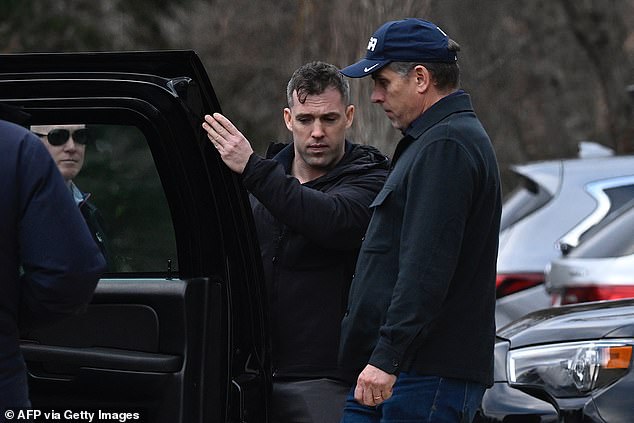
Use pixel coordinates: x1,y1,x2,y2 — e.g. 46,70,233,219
338,18,501,422
341,18,457,79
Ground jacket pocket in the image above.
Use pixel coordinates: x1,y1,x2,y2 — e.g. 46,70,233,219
362,186,394,253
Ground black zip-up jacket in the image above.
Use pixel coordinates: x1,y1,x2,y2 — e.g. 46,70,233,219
242,141,389,381
339,92,501,387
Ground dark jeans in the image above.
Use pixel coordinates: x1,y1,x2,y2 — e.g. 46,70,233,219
341,373,485,423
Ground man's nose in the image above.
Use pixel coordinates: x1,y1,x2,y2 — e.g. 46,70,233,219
370,86,384,103
311,121,325,138
63,137,77,150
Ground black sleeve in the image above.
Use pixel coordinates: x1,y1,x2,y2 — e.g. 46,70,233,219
242,154,388,250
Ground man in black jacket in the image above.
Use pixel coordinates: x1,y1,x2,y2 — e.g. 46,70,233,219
203,61,389,423
338,19,502,422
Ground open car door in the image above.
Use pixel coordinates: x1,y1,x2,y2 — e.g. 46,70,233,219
0,51,270,422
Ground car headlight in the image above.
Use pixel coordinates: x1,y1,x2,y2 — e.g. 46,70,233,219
508,340,633,398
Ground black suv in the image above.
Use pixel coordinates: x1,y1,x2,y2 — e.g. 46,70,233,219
0,51,270,422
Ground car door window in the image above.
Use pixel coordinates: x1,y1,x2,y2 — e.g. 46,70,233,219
77,124,178,274
572,202,634,258
560,178,634,248
603,184,634,216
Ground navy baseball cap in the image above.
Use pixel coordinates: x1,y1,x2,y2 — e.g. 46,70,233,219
341,18,457,78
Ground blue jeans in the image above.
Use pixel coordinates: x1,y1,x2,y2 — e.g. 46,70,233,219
340,373,485,423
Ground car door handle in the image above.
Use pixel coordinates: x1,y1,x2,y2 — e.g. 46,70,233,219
21,343,183,379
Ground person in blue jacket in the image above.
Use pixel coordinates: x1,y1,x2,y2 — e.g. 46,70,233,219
337,19,502,422
0,118,106,414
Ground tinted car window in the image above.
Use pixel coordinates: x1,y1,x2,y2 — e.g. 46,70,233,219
604,185,634,216
576,184,634,245
500,176,553,231
570,203,634,258
78,124,178,274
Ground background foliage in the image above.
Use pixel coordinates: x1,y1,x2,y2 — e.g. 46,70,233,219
2,0,634,194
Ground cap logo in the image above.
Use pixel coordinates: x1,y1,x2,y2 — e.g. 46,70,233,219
363,63,380,73
367,37,378,52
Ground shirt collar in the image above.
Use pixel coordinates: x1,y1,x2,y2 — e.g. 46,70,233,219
69,181,89,206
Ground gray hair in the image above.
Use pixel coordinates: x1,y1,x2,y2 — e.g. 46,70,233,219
388,38,461,90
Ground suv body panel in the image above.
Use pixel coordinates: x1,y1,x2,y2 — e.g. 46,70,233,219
0,51,269,422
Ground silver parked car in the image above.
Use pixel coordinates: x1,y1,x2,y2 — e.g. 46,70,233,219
546,201,634,305
496,145,634,327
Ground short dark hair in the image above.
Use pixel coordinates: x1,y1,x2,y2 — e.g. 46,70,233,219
286,61,351,106
388,39,461,90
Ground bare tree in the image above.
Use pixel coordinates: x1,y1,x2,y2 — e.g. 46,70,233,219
4,0,634,191
0,0,191,52
560,0,634,153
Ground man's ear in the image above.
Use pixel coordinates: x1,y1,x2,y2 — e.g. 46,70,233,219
283,108,293,131
414,65,431,93
345,104,355,128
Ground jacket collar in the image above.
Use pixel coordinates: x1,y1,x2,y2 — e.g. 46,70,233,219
404,90,472,140
69,181,91,208
266,140,388,187
391,90,473,167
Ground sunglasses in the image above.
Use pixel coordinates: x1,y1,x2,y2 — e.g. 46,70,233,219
34,128,89,146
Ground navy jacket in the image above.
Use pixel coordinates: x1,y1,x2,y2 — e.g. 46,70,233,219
243,141,389,381
339,92,501,387
0,120,106,409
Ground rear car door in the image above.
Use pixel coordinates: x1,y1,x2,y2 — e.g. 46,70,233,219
0,51,270,422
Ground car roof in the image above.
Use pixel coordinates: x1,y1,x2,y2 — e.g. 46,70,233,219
512,154,634,196
0,50,206,77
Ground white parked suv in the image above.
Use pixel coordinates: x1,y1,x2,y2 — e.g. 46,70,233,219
546,200,634,305
495,143,634,327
